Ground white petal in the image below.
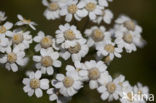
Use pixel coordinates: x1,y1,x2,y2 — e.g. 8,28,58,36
47,66,54,75
35,71,42,79
49,94,57,101
101,92,109,100
33,56,41,62
40,79,49,90
35,88,43,98
23,78,30,85
4,22,13,30
11,63,18,72
89,80,98,89
28,89,34,96
56,74,65,81
53,60,62,67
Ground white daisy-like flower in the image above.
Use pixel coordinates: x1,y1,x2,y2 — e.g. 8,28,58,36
33,48,61,75
78,0,103,21
93,9,113,24
84,26,111,47
120,81,135,103
6,30,32,50
16,14,37,30
115,15,142,32
0,46,28,72
96,40,123,60
114,25,145,53
114,75,126,88
97,74,122,101
47,88,72,103
23,71,49,98
60,0,88,22
0,35,10,53
0,22,13,37
55,23,83,49
33,31,58,52
83,60,107,89
52,65,83,97
0,11,7,22
42,0,61,20
133,83,149,101
73,61,88,82
115,15,146,48
60,38,89,61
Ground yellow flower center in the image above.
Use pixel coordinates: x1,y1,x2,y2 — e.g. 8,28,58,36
104,44,115,53
107,82,116,93
92,29,104,42
124,20,136,31
7,52,17,63
63,77,74,88
64,30,76,40
41,56,53,67
127,92,133,102
30,79,40,89
85,2,96,12
123,33,133,44
40,37,52,48
13,33,24,44
68,43,81,54
49,3,59,11
0,26,6,34
22,19,31,24
137,90,142,96
89,68,100,80
68,4,78,14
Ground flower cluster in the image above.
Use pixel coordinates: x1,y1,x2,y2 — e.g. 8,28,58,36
0,0,150,103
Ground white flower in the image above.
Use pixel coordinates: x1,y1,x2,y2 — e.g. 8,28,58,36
6,30,32,50
52,65,83,97
120,81,135,103
84,26,111,47
0,35,10,53
73,61,89,81
60,0,87,22
0,22,13,37
34,31,58,52
96,40,123,60
0,11,7,22
23,71,49,98
42,0,61,20
78,0,103,21
47,88,72,103
16,14,37,30
83,60,107,89
60,38,89,62
114,25,145,53
56,23,83,49
114,75,126,88
0,46,28,72
133,83,149,101
93,9,113,24
98,74,122,101
33,48,61,75
115,15,145,49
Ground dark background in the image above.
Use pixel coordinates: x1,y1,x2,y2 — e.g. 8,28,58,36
0,0,156,103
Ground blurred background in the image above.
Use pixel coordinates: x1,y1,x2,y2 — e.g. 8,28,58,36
0,0,156,103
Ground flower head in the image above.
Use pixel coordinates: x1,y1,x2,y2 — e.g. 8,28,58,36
16,14,37,30
23,71,49,98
